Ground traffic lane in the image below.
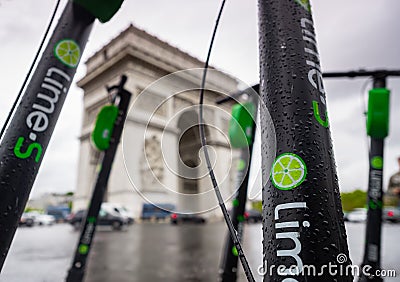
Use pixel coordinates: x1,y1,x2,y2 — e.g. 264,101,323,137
1,221,399,281
2,224,78,282
85,222,400,282
85,222,230,282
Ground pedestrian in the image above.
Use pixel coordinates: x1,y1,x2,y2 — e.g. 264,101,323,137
386,157,400,207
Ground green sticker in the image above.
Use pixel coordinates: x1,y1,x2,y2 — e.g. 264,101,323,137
78,244,89,255
271,153,307,190
232,199,239,207
237,215,245,222
54,39,81,68
371,156,383,170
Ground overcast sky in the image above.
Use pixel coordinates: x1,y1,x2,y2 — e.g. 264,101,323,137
0,0,399,198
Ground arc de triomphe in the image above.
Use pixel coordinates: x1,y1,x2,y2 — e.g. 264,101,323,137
74,25,241,218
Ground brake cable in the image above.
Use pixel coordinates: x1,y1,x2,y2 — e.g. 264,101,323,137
197,0,255,281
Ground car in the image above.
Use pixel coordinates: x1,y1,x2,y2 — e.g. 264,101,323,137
347,208,367,222
244,209,262,223
32,214,56,226
67,210,85,230
383,207,400,223
101,203,134,224
68,208,128,231
170,213,206,225
46,206,71,222
141,203,174,221
19,213,34,227
25,212,56,226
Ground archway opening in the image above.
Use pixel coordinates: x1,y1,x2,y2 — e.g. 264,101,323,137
177,110,209,212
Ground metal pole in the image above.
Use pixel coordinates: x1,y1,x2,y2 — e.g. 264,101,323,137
323,70,400,78
258,0,352,281
219,146,253,281
0,1,95,270
322,71,395,281
359,77,386,282
219,108,256,282
66,76,131,282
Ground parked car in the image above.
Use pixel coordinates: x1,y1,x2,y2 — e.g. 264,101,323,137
31,213,56,226
46,206,70,222
24,212,56,226
101,203,134,224
67,210,85,229
19,213,34,227
141,203,174,221
383,207,400,223
244,210,262,223
347,208,367,222
170,213,206,225
68,208,128,231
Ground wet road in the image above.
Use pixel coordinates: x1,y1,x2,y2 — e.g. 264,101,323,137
1,222,399,281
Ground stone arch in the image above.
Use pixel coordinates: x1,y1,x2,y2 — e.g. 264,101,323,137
176,110,209,212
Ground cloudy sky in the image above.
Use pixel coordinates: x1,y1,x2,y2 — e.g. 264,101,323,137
0,0,399,198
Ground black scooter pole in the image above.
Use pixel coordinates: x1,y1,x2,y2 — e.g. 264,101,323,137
359,76,387,282
360,138,384,282
66,76,131,282
219,143,254,281
258,0,352,281
219,90,258,282
0,1,95,270
323,70,398,281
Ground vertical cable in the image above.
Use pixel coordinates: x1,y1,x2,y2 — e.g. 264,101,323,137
197,1,255,281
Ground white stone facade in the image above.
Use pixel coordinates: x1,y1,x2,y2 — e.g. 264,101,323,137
74,25,240,218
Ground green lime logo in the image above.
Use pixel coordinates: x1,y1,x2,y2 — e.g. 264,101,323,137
78,244,89,255
295,0,311,12
54,39,81,68
271,153,307,190
371,156,383,170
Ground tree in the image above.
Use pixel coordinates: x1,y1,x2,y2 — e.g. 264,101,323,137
340,189,367,212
